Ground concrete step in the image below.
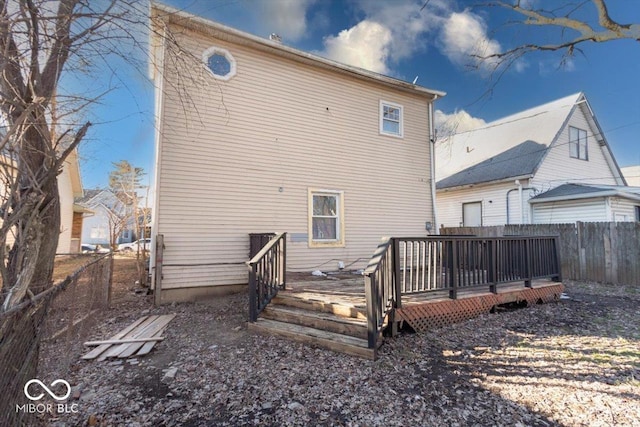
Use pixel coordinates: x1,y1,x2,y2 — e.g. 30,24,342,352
261,305,368,340
248,318,376,360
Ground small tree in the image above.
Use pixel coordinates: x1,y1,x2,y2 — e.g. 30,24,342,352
109,160,147,285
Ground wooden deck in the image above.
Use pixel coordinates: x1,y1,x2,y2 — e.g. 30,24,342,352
249,272,563,358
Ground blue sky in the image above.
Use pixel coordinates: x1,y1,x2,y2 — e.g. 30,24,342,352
77,0,640,192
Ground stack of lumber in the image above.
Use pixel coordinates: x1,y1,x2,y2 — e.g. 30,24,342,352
82,314,175,361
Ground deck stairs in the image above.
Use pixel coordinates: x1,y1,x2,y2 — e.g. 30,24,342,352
248,291,380,360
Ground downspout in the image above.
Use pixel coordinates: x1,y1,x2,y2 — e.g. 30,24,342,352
506,182,534,224
516,180,523,224
429,96,439,234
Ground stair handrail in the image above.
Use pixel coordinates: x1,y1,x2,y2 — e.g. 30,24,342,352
248,232,287,322
363,237,397,351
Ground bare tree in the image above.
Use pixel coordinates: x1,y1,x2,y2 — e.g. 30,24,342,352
480,0,640,64
109,160,148,285
0,1,148,311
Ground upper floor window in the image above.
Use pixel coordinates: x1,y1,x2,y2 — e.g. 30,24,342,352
569,126,588,160
380,101,403,137
202,46,236,81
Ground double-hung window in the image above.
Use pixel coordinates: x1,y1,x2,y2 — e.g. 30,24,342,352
380,101,403,137
569,126,588,160
308,189,344,247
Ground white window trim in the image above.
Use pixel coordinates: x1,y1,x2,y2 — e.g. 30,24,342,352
202,46,237,81
569,126,588,160
308,189,345,248
379,100,404,138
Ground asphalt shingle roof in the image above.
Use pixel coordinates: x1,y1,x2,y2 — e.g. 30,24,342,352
436,140,547,189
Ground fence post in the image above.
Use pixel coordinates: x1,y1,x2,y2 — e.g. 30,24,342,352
154,234,164,306
552,236,563,282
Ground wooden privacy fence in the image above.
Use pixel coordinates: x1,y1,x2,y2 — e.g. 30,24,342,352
441,222,640,285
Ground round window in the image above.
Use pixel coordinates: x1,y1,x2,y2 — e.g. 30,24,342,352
202,47,236,81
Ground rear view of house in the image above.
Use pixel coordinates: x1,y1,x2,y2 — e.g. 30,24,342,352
149,4,445,302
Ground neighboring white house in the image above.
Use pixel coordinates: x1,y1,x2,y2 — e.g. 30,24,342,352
149,4,445,302
528,183,640,223
436,93,627,227
621,166,640,187
76,189,136,247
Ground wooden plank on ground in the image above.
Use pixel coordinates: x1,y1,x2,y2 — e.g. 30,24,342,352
84,336,164,346
82,316,150,360
135,325,170,356
117,314,176,358
97,315,160,361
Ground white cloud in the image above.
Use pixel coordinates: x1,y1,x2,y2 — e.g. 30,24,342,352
317,0,447,74
440,10,502,71
257,0,317,41
320,20,392,74
435,109,487,140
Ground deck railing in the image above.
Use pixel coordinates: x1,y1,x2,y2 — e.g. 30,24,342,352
247,232,286,322
363,235,560,348
395,235,561,298
363,237,398,350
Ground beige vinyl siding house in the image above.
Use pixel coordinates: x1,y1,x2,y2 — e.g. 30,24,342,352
57,149,84,254
149,5,444,302
1,149,84,253
436,93,626,228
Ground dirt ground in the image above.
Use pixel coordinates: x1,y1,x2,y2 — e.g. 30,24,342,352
44,259,639,426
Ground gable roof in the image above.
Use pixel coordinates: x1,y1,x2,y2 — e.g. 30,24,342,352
436,140,547,189
150,2,445,100
529,183,640,204
436,93,582,182
435,92,626,188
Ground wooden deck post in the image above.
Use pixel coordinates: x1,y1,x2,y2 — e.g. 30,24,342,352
524,238,532,288
449,240,458,299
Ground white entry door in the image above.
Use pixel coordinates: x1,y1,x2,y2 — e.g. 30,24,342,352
463,202,482,227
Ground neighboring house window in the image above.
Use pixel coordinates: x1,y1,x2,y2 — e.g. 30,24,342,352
308,189,345,247
202,46,236,81
380,101,403,137
90,226,107,239
462,202,482,227
569,126,588,160
635,206,640,221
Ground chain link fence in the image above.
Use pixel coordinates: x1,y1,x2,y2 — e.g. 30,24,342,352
0,253,112,426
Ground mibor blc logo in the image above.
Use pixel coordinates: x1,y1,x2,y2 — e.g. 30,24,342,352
16,379,79,414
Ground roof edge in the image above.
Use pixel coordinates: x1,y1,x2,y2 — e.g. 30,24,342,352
150,2,446,99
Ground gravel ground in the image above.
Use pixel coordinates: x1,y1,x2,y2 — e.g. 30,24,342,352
43,261,640,427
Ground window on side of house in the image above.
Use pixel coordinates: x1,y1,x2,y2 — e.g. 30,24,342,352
380,101,403,137
202,46,236,81
635,206,640,222
569,126,588,160
308,190,344,247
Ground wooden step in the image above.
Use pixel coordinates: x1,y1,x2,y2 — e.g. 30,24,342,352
261,305,368,339
249,318,376,360
271,294,367,320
